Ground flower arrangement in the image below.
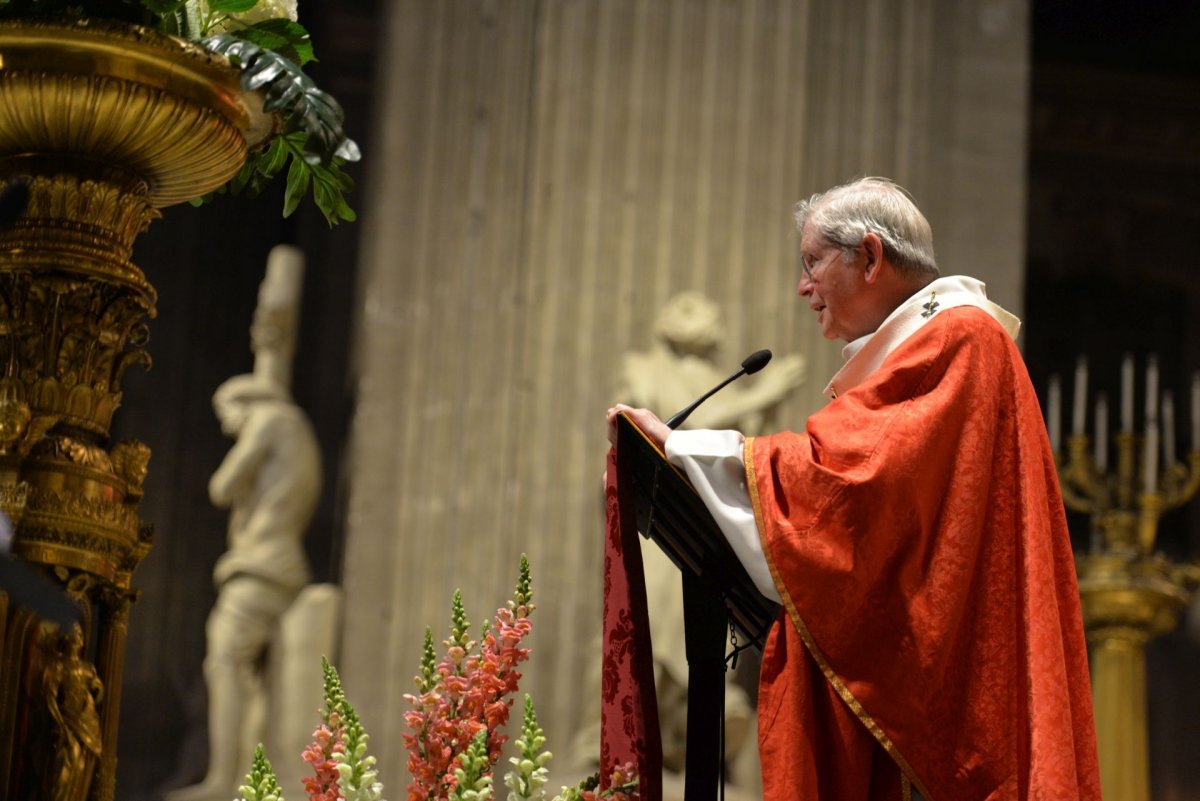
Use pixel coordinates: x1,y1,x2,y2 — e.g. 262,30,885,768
233,556,638,801
0,0,360,225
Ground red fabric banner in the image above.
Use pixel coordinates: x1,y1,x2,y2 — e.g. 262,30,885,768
600,444,662,799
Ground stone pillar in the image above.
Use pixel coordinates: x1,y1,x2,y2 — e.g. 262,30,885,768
342,0,1029,775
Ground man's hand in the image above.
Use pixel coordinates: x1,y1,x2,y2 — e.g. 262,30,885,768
606,404,672,450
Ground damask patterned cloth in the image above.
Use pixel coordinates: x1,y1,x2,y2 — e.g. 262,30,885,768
601,446,662,800
746,307,1101,801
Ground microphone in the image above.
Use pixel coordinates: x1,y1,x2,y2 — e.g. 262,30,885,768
0,179,29,232
664,349,772,429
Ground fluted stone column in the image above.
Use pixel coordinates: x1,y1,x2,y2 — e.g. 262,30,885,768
342,0,1029,777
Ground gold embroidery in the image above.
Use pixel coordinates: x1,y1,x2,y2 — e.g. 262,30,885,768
743,437,934,801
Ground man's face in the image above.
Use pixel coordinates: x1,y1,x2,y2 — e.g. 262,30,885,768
796,221,873,342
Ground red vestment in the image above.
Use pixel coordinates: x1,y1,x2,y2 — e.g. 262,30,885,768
745,307,1100,801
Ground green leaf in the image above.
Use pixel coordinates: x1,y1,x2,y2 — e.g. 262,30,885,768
242,18,315,66
208,0,259,11
229,159,256,195
201,35,360,167
283,155,311,218
261,136,290,176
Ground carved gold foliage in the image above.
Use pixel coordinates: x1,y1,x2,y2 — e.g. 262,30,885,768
0,479,30,523
0,273,152,434
22,487,138,534
16,173,161,261
109,441,150,497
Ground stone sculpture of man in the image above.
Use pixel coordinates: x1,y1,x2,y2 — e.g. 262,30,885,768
168,247,322,801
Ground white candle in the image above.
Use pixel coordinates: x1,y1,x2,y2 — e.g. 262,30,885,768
1146,355,1160,425
1121,354,1134,433
1072,356,1088,436
1144,422,1159,493
1048,375,1062,453
1163,390,1176,467
1192,371,1200,453
1094,393,1108,471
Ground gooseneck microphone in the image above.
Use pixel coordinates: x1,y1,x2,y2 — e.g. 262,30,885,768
664,348,772,429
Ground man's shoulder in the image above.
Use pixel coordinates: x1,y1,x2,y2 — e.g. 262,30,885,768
926,304,1016,351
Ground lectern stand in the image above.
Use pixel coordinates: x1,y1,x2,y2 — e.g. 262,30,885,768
615,415,781,801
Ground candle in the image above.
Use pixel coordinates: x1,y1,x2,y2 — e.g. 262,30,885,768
1163,390,1176,466
1072,356,1088,436
1121,354,1134,433
1048,375,1062,453
1192,371,1200,453
1094,393,1108,471
1146,355,1159,425
1144,422,1159,493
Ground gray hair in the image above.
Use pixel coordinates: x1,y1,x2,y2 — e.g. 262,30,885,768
793,177,938,279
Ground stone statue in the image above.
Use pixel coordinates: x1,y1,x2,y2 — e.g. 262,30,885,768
573,292,805,799
167,247,323,801
617,291,806,433
42,624,104,801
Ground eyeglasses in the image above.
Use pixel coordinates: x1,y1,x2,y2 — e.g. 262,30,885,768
801,245,846,282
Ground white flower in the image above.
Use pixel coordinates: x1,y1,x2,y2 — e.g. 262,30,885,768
194,0,299,33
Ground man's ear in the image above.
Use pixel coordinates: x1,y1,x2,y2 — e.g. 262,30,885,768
861,232,885,284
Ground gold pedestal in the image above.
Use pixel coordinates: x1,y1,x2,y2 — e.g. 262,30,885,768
1061,434,1200,801
1076,547,1194,801
0,20,272,801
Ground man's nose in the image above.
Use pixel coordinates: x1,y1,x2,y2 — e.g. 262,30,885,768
798,276,813,297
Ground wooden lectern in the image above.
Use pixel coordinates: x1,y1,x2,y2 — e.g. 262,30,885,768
616,415,781,801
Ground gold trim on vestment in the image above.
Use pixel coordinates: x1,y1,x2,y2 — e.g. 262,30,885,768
743,436,934,801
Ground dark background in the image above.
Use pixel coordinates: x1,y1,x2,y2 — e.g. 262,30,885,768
113,1,1200,798
1025,2,1200,797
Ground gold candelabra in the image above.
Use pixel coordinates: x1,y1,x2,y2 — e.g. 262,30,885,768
1054,358,1200,801
0,19,272,801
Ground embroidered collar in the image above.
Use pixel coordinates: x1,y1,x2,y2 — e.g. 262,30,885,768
823,275,1020,400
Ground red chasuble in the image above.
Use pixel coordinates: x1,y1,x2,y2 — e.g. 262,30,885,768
745,307,1100,801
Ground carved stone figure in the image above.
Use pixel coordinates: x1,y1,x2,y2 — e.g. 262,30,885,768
617,291,806,433
167,247,323,801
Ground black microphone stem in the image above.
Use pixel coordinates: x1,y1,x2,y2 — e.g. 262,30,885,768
665,370,745,429
664,349,773,430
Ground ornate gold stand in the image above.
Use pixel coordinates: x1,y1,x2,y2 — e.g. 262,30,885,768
0,20,272,801
1061,433,1200,801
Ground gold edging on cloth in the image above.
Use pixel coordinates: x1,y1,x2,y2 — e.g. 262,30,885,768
743,434,934,801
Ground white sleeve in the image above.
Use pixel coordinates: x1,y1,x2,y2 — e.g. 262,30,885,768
663,429,781,603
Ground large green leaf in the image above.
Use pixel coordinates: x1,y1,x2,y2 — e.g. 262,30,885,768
207,0,258,12
202,33,360,166
199,33,359,224
240,18,315,66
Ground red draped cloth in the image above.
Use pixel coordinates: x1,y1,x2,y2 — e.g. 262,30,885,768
601,445,662,799
746,307,1100,800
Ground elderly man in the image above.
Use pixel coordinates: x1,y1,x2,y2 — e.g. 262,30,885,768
607,178,1100,801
